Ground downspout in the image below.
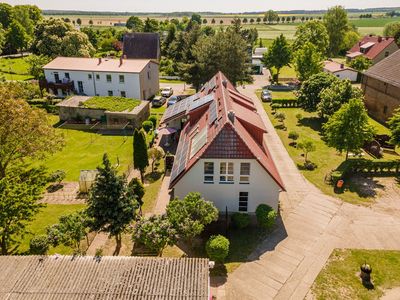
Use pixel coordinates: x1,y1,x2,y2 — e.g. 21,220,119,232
92,72,97,95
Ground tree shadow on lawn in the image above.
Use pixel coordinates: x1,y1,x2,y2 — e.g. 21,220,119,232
144,171,163,184
335,175,385,199
298,116,323,133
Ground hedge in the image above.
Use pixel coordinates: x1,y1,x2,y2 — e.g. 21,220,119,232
271,99,298,107
29,235,49,255
231,213,251,229
255,204,277,229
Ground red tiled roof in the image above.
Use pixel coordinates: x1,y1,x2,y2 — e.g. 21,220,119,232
347,36,398,60
168,72,284,190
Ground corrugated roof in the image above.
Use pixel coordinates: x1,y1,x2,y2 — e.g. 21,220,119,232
363,49,400,88
43,57,152,73
167,72,284,190
0,256,209,300
347,35,398,60
123,33,160,60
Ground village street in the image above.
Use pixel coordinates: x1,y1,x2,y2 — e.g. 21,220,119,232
214,72,400,300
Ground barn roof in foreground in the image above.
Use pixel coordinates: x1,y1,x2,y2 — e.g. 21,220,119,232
0,255,209,300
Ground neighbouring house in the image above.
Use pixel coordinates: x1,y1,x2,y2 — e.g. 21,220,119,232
361,49,400,123
122,32,161,61
41,56,159,100
346,35,399,65
0,256,210,299
161,72,284,213
323,60,359,82
56,95,150,129
252,48,268,74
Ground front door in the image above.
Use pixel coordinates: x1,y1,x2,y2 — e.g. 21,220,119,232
78,81,84,94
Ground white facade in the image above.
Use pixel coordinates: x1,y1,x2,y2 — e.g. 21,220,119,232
44,61,159,100
173,158,280,213
323,68,358,82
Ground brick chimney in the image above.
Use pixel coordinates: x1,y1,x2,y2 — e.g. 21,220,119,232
98,57,102,65
378,36,382,42
119,57,123,66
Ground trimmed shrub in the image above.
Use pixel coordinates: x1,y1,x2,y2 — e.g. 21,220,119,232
288,131,299,144
255,204,277,229
231,213,251,229
142,120,154,133
206,235,230,263
29,235,49,255
148,115,158,129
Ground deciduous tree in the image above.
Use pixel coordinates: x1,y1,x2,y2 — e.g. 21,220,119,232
148,147,164,173
297,140,316,162
126,16,143,31
263,34,292,83
264,10,278,24
384,21,400,43
349,56,372,72
292,20,329,55
133,129,149,182
293,42,323,81
388,108,400,147
26,54,51,79
324,6,350,56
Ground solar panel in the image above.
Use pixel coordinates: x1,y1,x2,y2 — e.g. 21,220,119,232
170,136,189,183
189,127,207,159
162,96,191,121
208,100,217,125
189,94,214,111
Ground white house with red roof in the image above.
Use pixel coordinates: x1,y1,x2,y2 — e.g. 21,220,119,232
323,60,358,82
161,72,284,213
346,35,399,65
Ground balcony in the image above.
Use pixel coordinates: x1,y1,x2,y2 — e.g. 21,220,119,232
39,79,75,93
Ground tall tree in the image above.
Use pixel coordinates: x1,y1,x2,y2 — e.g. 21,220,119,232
383,21,400,43
292,20,329,55
0,3,13,29
387,108,400,147
293,42,323,82
0,166,48,254
60,31,95,57
262,34,292,83
264,10,278,24
127,178,145,215
349,56,372,72
133,129,148,182
143,18,159,32
342,31,361,52
126,16,143,31
324,6,349,56
6,20,28,54
323,98,375,160
13,5,34,36
0,91,63,179
26,54,51,79
86,154,137,252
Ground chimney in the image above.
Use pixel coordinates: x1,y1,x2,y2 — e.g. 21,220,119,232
222,80,228,88
98,57,102,65
123,54,127,59
228,110,235,123
378,36,382,42
340,63,344,69
119,57,123,66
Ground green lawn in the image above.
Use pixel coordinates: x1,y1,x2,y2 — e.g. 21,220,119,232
257,92,397,205
142,159,165,214
82,96,141,112
16,204,86,255
0,56,33,81
350,17,400,27
312,249,400,300
271,90,297,100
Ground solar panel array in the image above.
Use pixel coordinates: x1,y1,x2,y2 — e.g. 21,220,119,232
188,94,214,112
170,136,190,183
162,94,198,121
189,127,208,159
208,100,218,124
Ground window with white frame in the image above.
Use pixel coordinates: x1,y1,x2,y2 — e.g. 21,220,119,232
240,163,250,184
96,74,100,80
120,91,126,97
239,192,248,212
88,74,92,80
108,90,113,96
119,75,125,83
106,74,112,82
219,162,234,183
204,162,214,183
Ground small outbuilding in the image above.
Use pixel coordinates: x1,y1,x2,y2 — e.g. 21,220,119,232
252,48,268,74
323,60,359,82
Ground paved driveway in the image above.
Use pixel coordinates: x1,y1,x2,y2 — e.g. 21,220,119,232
218,72,400,300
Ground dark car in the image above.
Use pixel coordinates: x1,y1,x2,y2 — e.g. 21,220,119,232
261,89,272,102
152,96,167,107
167,95,189,107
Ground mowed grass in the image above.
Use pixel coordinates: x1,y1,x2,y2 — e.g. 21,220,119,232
17,204,86,255
271,90,297,100
0,56,33,81
312,249,400,300
43,117,133,181
82,96,141,112
350,16,400,27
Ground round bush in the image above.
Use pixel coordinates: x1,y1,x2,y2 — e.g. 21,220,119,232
231,213,250,229
255,204,277,229
142,120,154,133
205,235,230,263
29,235,49,255
148,115,157,129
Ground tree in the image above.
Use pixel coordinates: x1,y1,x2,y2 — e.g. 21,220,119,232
148,147,164,173
384,21,400,43
293,42,323,81
297,140,316,162
323,98,375,160
205,235,229,263
143,18,159,32
342,31,360,52
250,18,255,24
0,25,6,55
133,215,177,256
317,79,363,118
13,5,34,36
211,18,216,24
76,18,82,26
89,19,93,25
262,34,292,83
26,54,51,79
264,10,278,24
297,72,339,112
133,129,148,182
292,20,329,55
86,154,138,251
81,27,99,48
191,13,202,24
288,131,299,145
220,20,224,25
324,6,350,56
349,56,372,72
127,177,145,214
0,3,13,29
0,93,63,179
256,17,261,24
126,16,143,31
0,166,47,254
387,108,400,147
166,192,218,242
6,20,29,53
29,235,49,255
61,31,95,57
275,112,286,129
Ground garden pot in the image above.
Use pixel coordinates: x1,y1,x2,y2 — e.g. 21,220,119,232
360,264,372,282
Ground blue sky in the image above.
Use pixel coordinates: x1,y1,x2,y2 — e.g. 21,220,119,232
4,0,400,12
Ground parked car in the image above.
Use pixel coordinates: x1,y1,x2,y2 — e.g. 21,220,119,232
167,95,189,107
152,96,167,107
160,87,173,97
261,89,272,102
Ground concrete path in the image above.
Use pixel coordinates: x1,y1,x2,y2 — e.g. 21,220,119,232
220,72,400,300
41,182,86,204
152,174,171,215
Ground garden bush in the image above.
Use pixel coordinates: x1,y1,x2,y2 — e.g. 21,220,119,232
148,115,157,129
231,212,251,229
271,99,298,107
255,204,277,229
206,235,230,263
29,235,49,255
142,120,154,133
